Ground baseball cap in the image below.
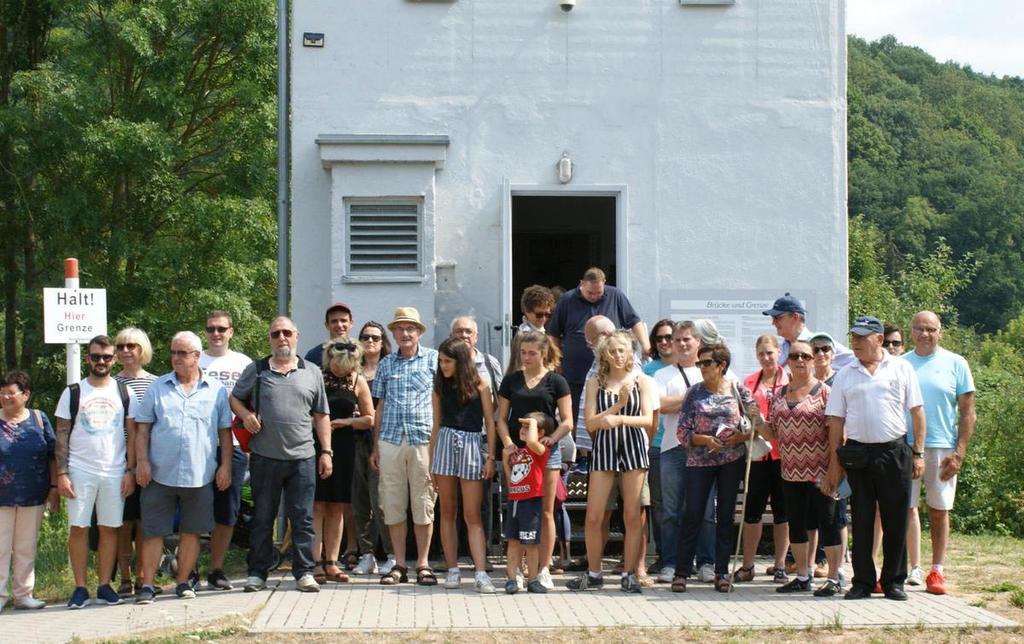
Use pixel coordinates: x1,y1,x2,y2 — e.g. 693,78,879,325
849,316,884,336
763,293,807,317
808,332,835,347
324,302,352,322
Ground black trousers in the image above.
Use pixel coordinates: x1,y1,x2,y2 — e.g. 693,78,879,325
846,439,912,591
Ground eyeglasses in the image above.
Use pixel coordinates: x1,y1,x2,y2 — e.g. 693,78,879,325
788,353,814,362
332,342,357,352
88,353,115,362
530,311,552,319
882,340,903,348
170,350,197,358
695,359,717,368
116,343,139,351
811,345,832,355
0,390,25,398
359,334,382,342
206,326,230,334
654,334,673,343
270,329,295,339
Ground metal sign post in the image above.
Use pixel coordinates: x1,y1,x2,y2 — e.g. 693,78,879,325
64,259,81,386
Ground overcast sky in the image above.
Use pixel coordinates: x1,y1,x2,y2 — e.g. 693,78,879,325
847,0,1024,78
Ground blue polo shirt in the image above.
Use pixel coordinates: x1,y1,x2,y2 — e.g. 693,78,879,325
135,371,232,488
547,285,641,384
903,347,975,449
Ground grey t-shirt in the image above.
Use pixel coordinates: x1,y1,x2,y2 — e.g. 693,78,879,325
232,357,329,460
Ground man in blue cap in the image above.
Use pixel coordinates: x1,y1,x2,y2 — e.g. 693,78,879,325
763,293,854,370
822,315,925,601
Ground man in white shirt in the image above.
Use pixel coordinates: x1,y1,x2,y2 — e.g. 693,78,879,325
824,316,925,601
198,310,253,590
55,335,139,609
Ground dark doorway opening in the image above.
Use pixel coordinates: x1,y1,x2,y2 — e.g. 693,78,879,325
511,195,616,312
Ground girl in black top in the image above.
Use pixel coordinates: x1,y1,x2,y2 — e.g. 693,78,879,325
496,331,573,587
429,338,497,592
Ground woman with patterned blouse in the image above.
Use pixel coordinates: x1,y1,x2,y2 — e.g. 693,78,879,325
0,370,57,609
672,343,759,593
759,340,842,597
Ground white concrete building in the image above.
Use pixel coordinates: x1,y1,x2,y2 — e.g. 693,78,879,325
290,0,848,374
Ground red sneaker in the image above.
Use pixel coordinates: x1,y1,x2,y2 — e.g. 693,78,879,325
925,570,947,595
874,581,883,594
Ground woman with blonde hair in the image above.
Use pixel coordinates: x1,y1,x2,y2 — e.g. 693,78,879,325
313,338,374,583
567,331,654,594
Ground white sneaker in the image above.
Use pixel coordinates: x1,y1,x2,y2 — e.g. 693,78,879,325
445,568,461,589
698,563,715,583
296,573,320,592
13,595,46,610
353,553,378,576
379,554,397,575
907,566,923,586
474,572,496,594
537,567,555,590
657,566,676,583
837,567,847,586
515,569,526,591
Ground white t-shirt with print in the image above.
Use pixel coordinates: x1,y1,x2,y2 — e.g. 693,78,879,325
56,380,139,478
199,350,253,395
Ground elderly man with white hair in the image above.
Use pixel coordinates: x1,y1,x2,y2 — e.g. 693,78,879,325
133,331,233,603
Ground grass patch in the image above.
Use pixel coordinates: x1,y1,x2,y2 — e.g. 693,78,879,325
1010,590,1024,609
984,582,1022,593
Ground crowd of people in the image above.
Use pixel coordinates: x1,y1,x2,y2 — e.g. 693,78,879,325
0,268,975,609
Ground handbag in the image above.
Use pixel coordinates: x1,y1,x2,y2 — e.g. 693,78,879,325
836,443,870,470
733,382,770,460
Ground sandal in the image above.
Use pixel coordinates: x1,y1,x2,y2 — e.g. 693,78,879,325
416,566,438,586
324,561,350,583
671,576,687,593
380,564,408,585
313,561,327,584
638,575,655,587
715,575,733,593
342,551,360,571
732,565,755,582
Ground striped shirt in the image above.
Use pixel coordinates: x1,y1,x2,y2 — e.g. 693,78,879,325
766,384,831,482
371,345,438,446
115,373,156,404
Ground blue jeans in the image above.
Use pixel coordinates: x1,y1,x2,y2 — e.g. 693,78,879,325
659,446,715,570
247,453,317,580
648,447,662,557
677,458,745,577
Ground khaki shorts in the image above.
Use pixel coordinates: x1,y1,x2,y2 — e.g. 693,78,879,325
910,447,957,511
379,440,437,525
605,470,651,511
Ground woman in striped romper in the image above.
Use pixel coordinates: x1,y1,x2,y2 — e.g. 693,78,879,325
568,331,654,594
428,338,497,593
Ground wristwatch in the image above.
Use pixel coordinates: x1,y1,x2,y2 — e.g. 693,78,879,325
912,451,925,458
321,449,334,457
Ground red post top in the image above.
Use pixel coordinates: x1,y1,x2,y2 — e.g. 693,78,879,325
64,258,79,278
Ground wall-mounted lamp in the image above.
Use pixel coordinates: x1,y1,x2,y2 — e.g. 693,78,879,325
303,32,324,47
558,152,573,184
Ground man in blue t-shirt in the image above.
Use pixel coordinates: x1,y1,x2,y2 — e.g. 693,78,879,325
902,310,976,596
547,267,648,421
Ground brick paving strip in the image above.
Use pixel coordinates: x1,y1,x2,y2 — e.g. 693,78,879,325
1,569,1016,642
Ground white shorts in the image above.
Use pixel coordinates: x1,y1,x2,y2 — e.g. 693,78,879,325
910,447,957,511
67,468,125,528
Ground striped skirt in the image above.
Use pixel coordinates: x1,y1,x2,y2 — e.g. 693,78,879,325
431,426,486,480
591,425,650,472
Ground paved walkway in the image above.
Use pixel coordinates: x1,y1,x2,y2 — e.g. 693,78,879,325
2,567,1016,642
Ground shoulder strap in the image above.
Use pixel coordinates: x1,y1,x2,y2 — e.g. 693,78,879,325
252,356,271,414
33,409,43,428
676,365,692,388
117,380,131,417
68,383,81,434
483,355,500,404
731,381,747,416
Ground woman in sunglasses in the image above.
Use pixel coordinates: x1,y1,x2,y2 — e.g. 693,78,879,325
312,338,374,583
112,327,156,596
758,340,842,597
734,335,790,584
349,322,395,576
672,343,759,593
643,319,676,573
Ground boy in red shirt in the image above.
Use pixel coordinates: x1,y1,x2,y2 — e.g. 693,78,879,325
504,412,553,594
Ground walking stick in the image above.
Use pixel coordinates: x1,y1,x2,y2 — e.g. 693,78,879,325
729,389,759,595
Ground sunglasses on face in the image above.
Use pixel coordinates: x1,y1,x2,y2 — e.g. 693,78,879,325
531,311,552,319
270,329,295,339
882,340,903,348
359,334,382,342
116,343,139,351
695,359,717,368
88,353,115,362
333,342,357,352
170,350,197,358
812,345,833,355
788,353,813,362
654,334,673,343
206,326,230,334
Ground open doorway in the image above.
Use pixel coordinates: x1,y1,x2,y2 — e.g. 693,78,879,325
511,195,617,307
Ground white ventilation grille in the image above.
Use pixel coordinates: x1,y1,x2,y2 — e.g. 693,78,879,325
346,201,421,276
